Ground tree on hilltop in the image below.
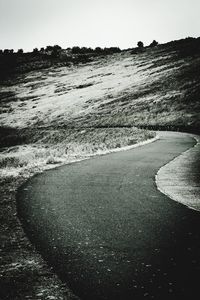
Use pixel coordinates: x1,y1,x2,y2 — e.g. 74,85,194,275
71,46,81,54
137,41,144,48
149,40,158,47
46,45,53,52
17,49,24,54
33,48,39,54
51,45,62,57
95,47,103,53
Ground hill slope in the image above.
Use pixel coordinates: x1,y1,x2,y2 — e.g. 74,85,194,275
1,37,200,171
1,37,200,132
0,37,200,300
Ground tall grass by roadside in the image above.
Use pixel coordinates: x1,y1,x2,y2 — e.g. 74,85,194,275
0,127,154,177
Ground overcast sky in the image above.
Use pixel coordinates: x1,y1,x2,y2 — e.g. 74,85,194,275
0,0,199,51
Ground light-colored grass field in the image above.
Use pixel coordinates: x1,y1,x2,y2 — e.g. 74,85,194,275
1,45,200,131
0,127,154,177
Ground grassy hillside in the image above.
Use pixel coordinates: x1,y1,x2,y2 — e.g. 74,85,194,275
1,37,200,131
0,37,200,299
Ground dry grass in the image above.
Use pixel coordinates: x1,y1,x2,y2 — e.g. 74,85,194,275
0,126,154,177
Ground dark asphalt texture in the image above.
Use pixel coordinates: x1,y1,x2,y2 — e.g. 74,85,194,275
17,132,200,300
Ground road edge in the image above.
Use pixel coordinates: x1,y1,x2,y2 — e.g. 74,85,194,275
155,133,200,212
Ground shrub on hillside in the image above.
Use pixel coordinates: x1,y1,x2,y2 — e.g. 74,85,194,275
95,47,103,53
4,49,14,54
33,48,39,54
71,46,81,54
149,40,158,47
137,41,144,48
17,49,24,54
103,47,121,54
51,45,62,57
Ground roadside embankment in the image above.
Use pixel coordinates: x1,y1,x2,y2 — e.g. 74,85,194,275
156,132,200,211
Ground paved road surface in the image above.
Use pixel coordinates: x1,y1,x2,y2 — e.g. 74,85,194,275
17,132,200,300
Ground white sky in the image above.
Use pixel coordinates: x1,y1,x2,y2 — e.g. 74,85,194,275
0,0,199,51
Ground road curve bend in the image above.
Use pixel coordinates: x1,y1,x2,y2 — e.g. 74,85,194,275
17,132,200,300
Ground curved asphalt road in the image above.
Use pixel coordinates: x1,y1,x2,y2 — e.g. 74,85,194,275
17,132,200,300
